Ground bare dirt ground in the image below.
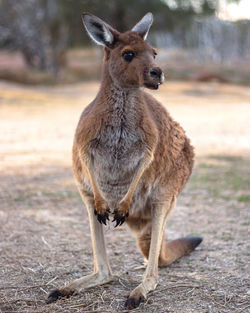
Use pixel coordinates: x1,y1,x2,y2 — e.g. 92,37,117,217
0,81,249,313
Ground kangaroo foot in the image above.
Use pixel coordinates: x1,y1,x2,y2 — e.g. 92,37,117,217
125,276,157,309
46,272,114,304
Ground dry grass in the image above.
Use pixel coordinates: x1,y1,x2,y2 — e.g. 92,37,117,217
0,81,249,313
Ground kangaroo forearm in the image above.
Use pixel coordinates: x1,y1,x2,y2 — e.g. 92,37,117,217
79,147,104,205
120,151,153,205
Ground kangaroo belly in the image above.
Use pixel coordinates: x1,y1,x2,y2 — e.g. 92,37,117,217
90,123,145,206
94,163,151,213
93,147,144,203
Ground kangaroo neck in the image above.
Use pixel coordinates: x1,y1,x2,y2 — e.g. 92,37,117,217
96,62,141,110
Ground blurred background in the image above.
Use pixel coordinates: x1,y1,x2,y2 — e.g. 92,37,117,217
0,0,249,84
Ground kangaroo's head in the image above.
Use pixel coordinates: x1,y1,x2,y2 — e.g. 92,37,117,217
82,12,164,90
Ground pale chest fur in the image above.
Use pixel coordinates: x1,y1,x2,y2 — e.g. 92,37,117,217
89,87,146,206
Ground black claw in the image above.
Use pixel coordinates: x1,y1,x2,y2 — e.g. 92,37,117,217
46,289,63,304
119,216,125,226
114,219,120,228
97,214,104,224
112,211,129,227
125,296,144,309
95,211,110,225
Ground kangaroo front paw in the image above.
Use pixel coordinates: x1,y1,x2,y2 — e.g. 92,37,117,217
94,209,110,225
112,211,129,227
112,199,130,227
94,198,110,225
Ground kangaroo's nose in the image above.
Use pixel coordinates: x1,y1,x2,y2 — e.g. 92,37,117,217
150,67,162,79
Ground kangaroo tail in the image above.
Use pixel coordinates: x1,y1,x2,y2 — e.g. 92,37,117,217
159,236,203,267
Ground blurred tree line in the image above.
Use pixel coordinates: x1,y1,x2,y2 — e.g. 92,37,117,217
0,0,242,76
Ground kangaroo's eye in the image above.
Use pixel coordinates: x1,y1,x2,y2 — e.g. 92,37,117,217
122,51,135,62
153,51,157,59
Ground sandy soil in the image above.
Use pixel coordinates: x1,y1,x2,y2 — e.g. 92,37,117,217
0,81,249,313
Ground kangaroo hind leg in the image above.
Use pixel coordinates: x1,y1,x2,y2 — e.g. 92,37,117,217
125,196,202,309
47,193,114,304
125,196,176,309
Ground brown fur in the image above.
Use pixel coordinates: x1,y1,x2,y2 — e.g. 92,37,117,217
47,13,202,309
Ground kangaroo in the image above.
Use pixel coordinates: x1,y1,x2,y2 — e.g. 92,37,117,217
47,12,202,309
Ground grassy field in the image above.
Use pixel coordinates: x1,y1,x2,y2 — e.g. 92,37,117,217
0,80,249,313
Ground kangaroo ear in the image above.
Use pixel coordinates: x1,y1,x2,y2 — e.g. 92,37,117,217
131,12,153,40
82,13,118,47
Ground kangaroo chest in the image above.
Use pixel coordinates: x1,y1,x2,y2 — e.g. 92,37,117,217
97,107,142,159
93,94,144,169
89,89,146,201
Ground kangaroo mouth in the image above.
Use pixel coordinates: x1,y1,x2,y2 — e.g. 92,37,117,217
143,72,164,90
144,82,161,90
